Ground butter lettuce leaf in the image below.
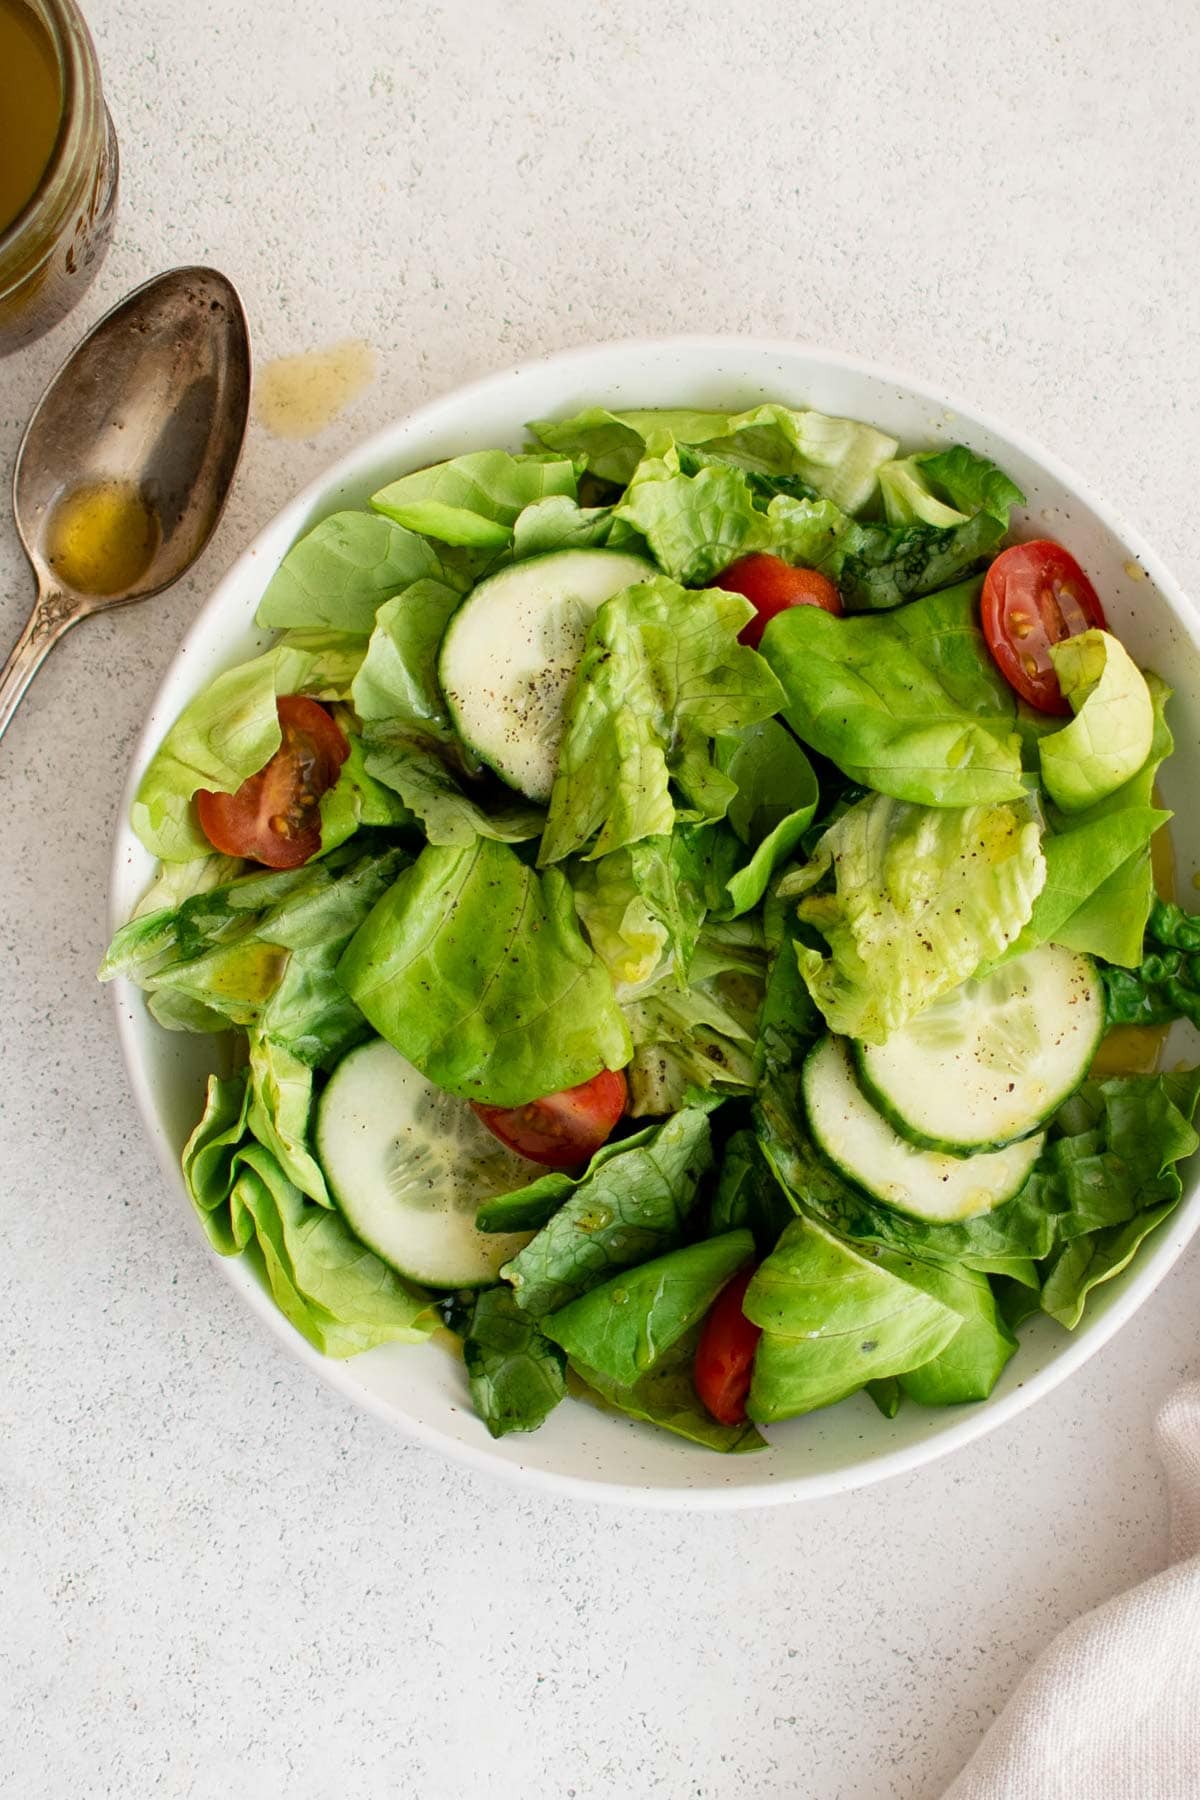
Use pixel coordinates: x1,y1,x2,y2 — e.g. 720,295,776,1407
1101,899,1200,1029
1032,1069,1200,1327
500,1108,713,1316
256,510,457,633
349,578,464,740
615,451,766,585
1039,631,1155,813
362,729,543,847
879,445,1024,530
780,791,1045,1043
131,635,367,861
542,1230,754,1388
716,720,819,915
744,1216,961,1420
709,1129,794,1252
529,402,897,513
1014,674,1172,967
623,920,766,1114
760,580,1026,808
337,837,631,1107
510,495,617,558
877,1253,1016,1405
182,1082,437,1354
371,451,578,549
570,823,736,989
461,1286,567,1437
572,1326,766,1453
539,576,784,866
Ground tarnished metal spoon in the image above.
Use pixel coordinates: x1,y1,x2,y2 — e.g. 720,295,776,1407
0,266,251,741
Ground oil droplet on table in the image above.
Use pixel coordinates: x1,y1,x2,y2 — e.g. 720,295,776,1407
253,339,375,441
45,479,161,595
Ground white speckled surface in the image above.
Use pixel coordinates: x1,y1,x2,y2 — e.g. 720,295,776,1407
3,3,1199,1795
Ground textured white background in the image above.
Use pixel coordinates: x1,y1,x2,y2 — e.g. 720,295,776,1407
3,3,1199,1796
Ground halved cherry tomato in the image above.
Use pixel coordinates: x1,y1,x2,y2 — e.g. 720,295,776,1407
694,1264,761,1426
711,552,842,648
196,695,349,869
472,1068,628,1169
981,540,1107,714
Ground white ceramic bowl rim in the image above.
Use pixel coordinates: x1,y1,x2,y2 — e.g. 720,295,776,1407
109,334,1200,1509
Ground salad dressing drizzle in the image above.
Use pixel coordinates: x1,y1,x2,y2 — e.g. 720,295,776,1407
253,340,375,441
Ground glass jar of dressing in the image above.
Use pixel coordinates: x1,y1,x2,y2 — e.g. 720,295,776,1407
0,0,118,356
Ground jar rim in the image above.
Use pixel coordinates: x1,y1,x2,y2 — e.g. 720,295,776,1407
0,0,96,261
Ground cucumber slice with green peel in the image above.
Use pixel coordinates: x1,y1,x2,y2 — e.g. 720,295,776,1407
803,1036,1045,1223
438,548,654,802
315,1038,536,1288
854,944,1103,1154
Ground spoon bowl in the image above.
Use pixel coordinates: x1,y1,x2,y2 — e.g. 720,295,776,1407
1,265,250,738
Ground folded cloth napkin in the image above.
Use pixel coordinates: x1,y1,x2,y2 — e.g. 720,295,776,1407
942,1383,1200,1800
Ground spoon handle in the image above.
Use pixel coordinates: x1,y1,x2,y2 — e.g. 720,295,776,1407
0,591,79,744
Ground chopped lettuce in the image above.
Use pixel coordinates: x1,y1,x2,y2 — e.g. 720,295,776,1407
744,1216,962,1420
539,576,784,866
1039,630,1155,813
780,791,1046,1043
336,837,631,1107
371,450,578,549
760,580,1026,808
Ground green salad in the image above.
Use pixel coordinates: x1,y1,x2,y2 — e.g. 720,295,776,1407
102,399,1200,1452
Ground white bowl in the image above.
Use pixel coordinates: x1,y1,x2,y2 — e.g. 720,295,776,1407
109,336,1200,1508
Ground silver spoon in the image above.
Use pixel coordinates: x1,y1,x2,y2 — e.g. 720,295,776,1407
0,266,251,742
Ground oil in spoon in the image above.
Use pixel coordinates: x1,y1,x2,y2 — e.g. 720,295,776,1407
44,480,161,596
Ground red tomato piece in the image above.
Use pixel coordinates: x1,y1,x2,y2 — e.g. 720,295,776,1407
471,1068,628,1170
694,1264,762,1426
196,694,349,869
980,540,1108,714
710,552,843,648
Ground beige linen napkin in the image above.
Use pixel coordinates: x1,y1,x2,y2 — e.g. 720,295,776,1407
942,1383,1200,1800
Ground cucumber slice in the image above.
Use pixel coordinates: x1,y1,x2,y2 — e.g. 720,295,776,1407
854,944,1103,1153
438,548,654,801
316,1038,535,1288
803,1036,1044,1223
